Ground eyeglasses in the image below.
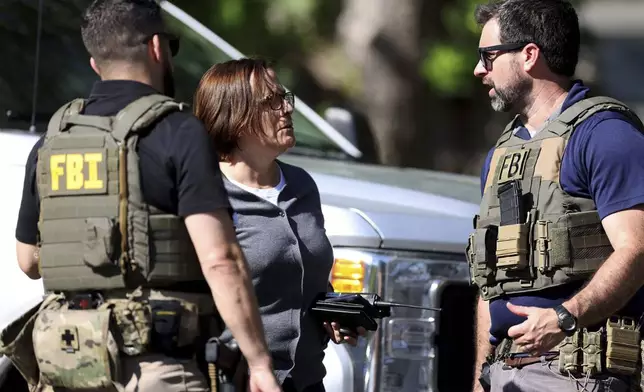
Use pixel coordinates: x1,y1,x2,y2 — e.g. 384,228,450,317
144,32,180,57
263,91,294,111
478,42,529,71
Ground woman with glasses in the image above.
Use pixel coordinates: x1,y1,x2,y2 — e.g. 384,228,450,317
193,58,364,392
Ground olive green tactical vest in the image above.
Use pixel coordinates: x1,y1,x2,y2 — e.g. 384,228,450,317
35,94,205,292
467,96,644,301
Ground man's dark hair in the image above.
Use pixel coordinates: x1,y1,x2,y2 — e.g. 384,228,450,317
81,0,166,66
475,0,580,77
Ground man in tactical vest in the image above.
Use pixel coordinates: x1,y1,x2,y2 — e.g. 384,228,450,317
468,1,644,391
5,0,282,391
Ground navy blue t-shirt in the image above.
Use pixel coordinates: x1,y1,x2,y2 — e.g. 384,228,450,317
480,80,644,344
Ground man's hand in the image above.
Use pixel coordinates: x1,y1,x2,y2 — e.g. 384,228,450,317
323,321,367,346
506,303,566,355
248,364,282,392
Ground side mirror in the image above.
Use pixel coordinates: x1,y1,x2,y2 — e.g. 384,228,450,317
323,107,358,149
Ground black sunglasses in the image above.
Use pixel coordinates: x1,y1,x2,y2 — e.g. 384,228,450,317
478,42,529,71
144,32,180,57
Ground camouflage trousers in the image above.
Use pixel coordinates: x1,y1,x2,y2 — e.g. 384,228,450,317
31,353,210,392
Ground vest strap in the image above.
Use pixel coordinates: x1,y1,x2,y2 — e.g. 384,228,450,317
496,115,520,147
111,94,185,143
61,114,113,132
45,99,86,139
547,96,640,138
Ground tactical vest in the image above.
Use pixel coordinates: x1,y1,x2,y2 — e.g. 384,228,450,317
35,94,205,292
467,96,644,301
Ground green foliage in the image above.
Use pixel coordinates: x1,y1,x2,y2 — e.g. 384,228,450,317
170,0,488,99
169,0,338,100
421,0,484,96
422,44,473,95
219,0,245,28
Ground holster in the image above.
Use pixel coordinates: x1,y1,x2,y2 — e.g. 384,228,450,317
204,331,248,392
478,361,492,392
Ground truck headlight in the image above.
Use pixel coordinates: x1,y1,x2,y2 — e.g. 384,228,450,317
329,248,470,392
387,318,436,359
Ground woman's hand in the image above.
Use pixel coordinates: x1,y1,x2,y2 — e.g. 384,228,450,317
323,321,367,346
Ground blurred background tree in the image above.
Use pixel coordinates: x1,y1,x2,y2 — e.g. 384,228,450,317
173,0,496,174
172,0,591,175
1,0,607,177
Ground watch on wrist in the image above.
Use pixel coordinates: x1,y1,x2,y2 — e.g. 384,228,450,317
554,305,577,336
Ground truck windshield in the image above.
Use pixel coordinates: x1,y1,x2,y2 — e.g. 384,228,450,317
1,0,349,158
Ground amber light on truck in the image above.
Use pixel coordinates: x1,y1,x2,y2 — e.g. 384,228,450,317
330,256,366,293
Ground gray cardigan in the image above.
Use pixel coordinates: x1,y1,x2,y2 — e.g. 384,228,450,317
222,160,334,390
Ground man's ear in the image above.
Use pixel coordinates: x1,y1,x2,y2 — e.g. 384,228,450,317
522,43,541,73
90,57,101,77
150,34,164,64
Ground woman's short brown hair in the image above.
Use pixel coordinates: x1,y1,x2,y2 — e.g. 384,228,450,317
193,58,276,161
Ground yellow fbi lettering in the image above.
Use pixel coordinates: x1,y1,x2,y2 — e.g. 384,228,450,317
50,152,106,192
497,149,529,184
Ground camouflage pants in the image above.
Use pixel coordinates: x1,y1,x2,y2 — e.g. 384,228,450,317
33,353,209,392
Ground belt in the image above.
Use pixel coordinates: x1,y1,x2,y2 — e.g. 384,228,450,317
495,338,559,368
503,352,558,368
64,288,222,357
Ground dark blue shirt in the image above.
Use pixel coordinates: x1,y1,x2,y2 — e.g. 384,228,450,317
480,80,644,343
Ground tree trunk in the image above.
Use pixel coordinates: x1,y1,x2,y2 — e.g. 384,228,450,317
336,0,426,167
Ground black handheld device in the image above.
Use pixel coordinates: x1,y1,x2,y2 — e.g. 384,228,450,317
309,292,441,336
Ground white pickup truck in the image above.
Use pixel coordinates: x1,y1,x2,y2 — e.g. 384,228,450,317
0,2,481,391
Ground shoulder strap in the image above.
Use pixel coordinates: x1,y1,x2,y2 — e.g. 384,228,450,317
546,96,644,138
495,114,520,147
111,94,187,143
45,98,86,139
61,113,113,133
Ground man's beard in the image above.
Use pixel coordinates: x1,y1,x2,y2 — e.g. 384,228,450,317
489,74,531,113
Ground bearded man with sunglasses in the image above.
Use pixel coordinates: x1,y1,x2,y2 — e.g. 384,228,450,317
467,1,644,391
7,1,281,391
